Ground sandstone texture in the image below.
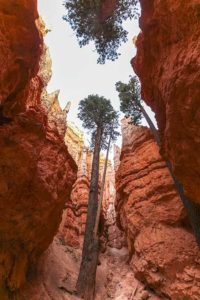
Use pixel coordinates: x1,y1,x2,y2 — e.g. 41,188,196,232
113,144,121,172
59,173,90,248
116,120,200,299
133,0,200,204
101,160,125,250
0,0,41,116
20,236,160,300
0,1,77,296
64,122,85,165
60,123,124,249
59,125,89,247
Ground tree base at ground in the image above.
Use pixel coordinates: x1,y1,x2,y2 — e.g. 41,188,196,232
76,238,99,300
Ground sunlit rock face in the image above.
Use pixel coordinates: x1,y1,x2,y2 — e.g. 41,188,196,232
0,0,41,116
59,123,124,249
116,120,200,299
59,130,90,247
42,89,70,138
31,22,69,139
0,1,77,296
133,0,200,204
113,144,121,172
64,122,85,165
101,159,126,250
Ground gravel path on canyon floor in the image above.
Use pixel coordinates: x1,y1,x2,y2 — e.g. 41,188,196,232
20,237,163,300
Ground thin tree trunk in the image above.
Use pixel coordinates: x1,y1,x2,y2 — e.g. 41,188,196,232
139,101,200,245
138,102,160,147
76,126,102,299
94,134,112,238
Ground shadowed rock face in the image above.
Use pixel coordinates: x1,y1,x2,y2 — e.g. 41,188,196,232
0,0,42,116
133,0,200,204
0,1,77,296
116,120,200,300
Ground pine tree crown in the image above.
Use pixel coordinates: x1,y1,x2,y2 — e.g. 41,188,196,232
116,76,142,125
63,0,138,64
78,94,119,149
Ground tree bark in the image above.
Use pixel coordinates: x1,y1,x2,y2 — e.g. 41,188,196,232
139,101,200,246
138,102,160,146
94,133,112,238
76,126,102,299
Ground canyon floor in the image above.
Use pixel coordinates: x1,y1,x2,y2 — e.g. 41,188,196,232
20,236,163,300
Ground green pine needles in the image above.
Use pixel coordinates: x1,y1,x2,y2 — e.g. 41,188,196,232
63,0,138,64
116,75,143,125
78,94,119,149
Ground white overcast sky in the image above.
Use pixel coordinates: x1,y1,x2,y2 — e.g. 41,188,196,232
37,0,156,147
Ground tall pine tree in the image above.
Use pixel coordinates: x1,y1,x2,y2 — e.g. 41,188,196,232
76,95,119,299
63,0,138,63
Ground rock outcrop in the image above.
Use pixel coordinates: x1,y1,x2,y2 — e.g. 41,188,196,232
113,144,121,172
59,134,90,247
101,159,125,250
116,120,200,299
0,1,41,116
59,123,124,249
0,1,77,297
64,122,85,165
133,0,200,204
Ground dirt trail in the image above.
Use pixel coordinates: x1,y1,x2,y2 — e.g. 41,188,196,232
20,193,164,300
20,237,163,300
96,247,161,300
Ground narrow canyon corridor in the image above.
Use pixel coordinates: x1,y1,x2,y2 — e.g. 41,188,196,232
9,119,200,300
0,0,200,299
20,185,162,300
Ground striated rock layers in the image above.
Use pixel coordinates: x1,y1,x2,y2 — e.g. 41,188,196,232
133,0,200,204
0,1,77,296
59,128,90,247
59,122,123,249
116,120,200,300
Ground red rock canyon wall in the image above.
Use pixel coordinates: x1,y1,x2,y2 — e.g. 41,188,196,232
59,126,90,247
116,120,200,299
133,0,200,204
0,1,77,297
59,122,123,249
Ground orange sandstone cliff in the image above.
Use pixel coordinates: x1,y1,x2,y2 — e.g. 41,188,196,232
59,124,90,247
133,0,200,204
0,1,77,297
59,122,123,249
116,120,200,300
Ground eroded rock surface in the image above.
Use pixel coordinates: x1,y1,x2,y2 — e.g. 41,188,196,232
116,120,200,299
60,123,124,249
0,0,41,116
101,160,126,250
133,0,200,204
21,236,160,300
0,1,77,296
59,124,90,247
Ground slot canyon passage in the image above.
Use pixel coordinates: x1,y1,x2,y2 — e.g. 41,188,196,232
0,0,200,300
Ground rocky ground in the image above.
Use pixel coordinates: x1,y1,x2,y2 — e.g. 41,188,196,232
96,247,162,300
20,236,163,300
